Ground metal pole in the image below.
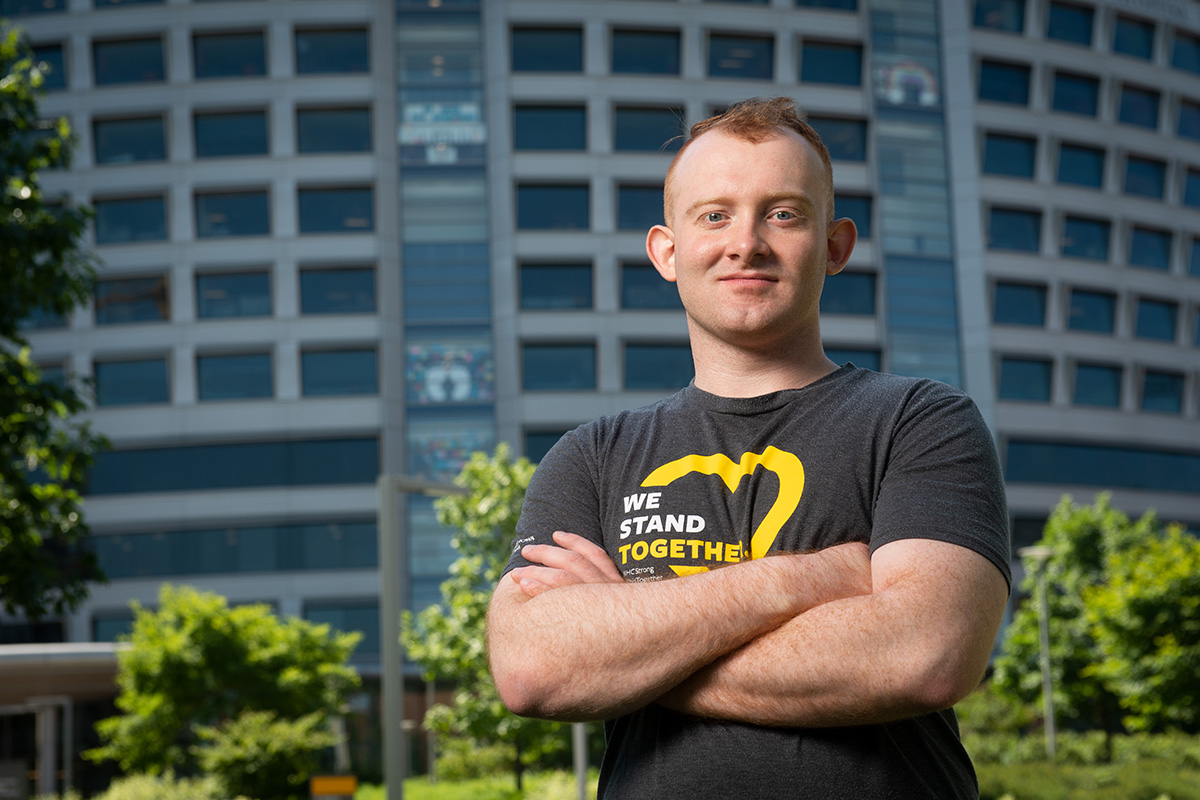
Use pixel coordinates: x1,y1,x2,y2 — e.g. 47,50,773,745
573,723,588,800
425,680,437,783
378,475,407,800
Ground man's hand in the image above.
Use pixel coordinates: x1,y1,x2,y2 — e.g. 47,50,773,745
510,531,623,597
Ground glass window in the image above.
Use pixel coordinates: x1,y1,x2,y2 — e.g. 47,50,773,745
612,29,680,75
92,37,164,85
614,106,685,152
296,107,371,153
300,268,375,314
194,110,268,158
707,33,774,80
94,358,169,406
304,602,379,658
617,184,663,231
31,44,66,91
511,27,583,73
523,343,596,390
796,0,857,9
95,276,168,324
993,282,1046,326
525,430,567,463
193,32,265,80
1005,439,1200,494
1113,15,1154,60
1052,71,1099,116
834,195,872,240
983,133,1035,178
1061,216,1109,261
1135,298,1177,341
1142,370,1184,413
92,116,166,165
298,187,374,233
1119,85,1160,128
1184,169,1200,208
1,0,65,14
621,263,682,310
1179,99,1200,141
295,29,369,74
1172,31,1200,75
520,263,592,310
1073,363,1121,407
197,353,272,401
825,348,880,370
516,184,589,230
1067,288,1115,333
1128,226,1171,271
513,105,586,150
195,190,270,238
974,0,1025,32
301,349,378,396
1056,142,1104,188
998,356,1052,402
819,271,875,315
978,60,1030,105
625,343,693,390
196,272,270,319
807,117,866,161
987,207,1041,252
1192,238,1200,277
800,41,862,86
1123,155,1165,199
94,195,167,244
1045,1,1093,46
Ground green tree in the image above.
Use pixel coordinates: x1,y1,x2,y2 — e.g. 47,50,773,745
401,444,570,789
88,585,361,784
193,711,340,800
1085,523,1200,734
1,23,105,619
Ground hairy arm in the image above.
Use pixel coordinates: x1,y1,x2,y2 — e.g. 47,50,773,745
487,533,870,722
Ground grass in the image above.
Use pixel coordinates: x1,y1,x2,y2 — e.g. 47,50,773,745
356,771,598,800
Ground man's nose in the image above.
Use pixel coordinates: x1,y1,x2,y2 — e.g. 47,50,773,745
728,218,770,261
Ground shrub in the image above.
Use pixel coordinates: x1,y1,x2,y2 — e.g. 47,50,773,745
977,760,1200,800
192,710,338,800
433,738,515,782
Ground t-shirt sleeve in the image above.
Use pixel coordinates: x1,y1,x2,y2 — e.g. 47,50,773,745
869,381,1012,589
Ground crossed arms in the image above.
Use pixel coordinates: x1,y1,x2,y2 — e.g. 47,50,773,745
487,531,1009,728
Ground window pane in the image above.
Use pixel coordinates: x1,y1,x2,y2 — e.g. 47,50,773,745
301,349,378,396
983,133,1035,178
298,187,374,233
1046,2,1093,46
1129,226,1171,271
1179,99,1200,141
95,0,162,6
94,196,167,244
987,207,1040,252
1,0,66,14
32,44,66,90
617,184,663,231
295,29,369,74
196,272,270,319
1135,298,1177,341
95,358,169,406
993,282,1046,326
834,195,872,239
978,60,1030,105
974,0,1025,32
797,0,857,9
93,116,166,165
197,353,272,400
1172,31,1200,74
520,264,592,310
193,32,265,80
1067,289,1115,333
1184,169,1200,208
522,343,596,390
708,33,774,80
998,357,1052,402
525,430,566,463
1074,363,1121,407
1113,16,1154,60
819,271,875,315
825,348,880,370
621,263,682,310
93,38,164,85
296,108,371,153
1057,143,1104,188
614,106,685,152
625,343,693,390
1123,155,1165,198
1052,72,1099,116
1142,371,1183,413
612,29,680,75
195,191,270,238
808,117,866,161
304,602,379,659
194,110,269,158
1061,216,1109,261
1192,239,1200,277
511,27,582,72
513,106,585,150
1005,440,1200,494
801,41,861,86
300,268,375,314
1119,85,1160,128
516,184,589,230
95,276,168,324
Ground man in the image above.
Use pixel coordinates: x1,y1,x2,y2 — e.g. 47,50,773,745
487,97,1011,798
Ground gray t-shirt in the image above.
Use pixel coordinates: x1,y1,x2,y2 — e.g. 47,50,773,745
503,365,1011,799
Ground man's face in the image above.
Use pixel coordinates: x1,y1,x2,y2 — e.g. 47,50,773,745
647,129,855,353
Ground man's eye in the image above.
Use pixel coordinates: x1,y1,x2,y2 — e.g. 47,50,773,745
773,210,796,221
705,212,724,223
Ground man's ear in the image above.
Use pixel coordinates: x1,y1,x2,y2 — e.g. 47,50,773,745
825,218,857,276
646,224,677,282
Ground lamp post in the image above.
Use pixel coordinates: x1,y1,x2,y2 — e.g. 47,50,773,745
378,474,466,800
1017,545,1056,761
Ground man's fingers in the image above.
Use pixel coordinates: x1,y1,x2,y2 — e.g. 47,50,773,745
549,530,624,582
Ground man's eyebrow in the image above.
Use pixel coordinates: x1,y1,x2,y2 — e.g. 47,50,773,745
681,192,816,219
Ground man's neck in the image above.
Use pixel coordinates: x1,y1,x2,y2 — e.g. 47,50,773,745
690,335,839,398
